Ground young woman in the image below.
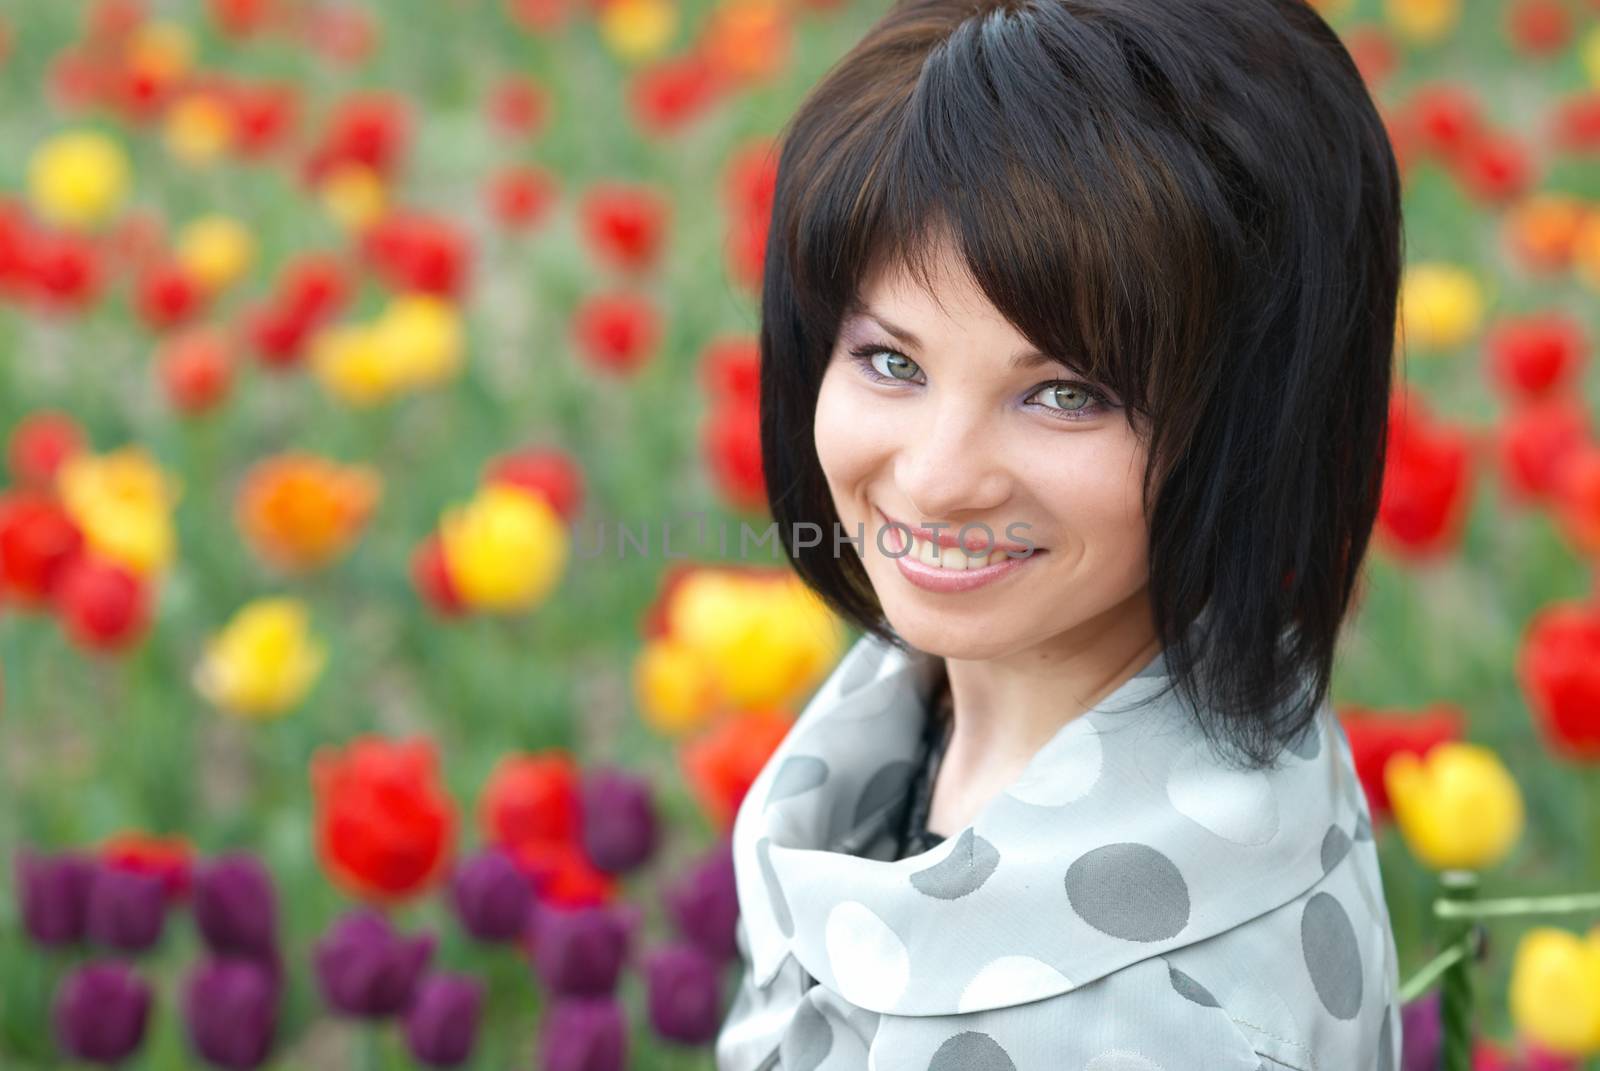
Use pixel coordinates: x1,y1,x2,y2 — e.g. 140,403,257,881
718,0,1403,1067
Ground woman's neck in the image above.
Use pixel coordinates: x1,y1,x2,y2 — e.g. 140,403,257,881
924,588,1161,838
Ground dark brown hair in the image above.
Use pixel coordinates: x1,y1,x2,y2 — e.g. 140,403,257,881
758,0,1402,768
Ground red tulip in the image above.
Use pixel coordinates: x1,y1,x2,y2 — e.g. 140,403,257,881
1375,394,1476,559
47,48,104,113
304,91,410,186
703,400,765,511
1485,312,1588,399
134,261,208,332
54,556,149,653
0,491,84,607
629,53,723,137
1519,600,1600,761
8,410,86,487
1552,445,1600,555
23,230,103,313
312,736,457,903
208,0,276,37
228,80,299,157
360,212,471,298
301,5,377,66
1552,92,1600,155
157,327,234,414
100,831,194,904
410,534,466,618
480,752,580,852
572,291,660,376
241,301,315,369
722,139,777,222
700,337,760,407
486,166,558,231
278,251,352,325
1507,0,1573,56
680,711,794,832
483,448,585,521
1407,83,1484,162
509,840,617,908
486,76,550,138
579,183,670,275
1497,397,1588,503
1338,703,1465,821
1452,130,1536,205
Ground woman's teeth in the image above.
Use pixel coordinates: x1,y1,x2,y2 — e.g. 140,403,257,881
907,534,1012,570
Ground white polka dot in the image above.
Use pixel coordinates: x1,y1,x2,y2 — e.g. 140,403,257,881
957,955,1073,1012
1006,725,1102,806
825,901,910,1008
1164,746,1279,845
1084,1053,1166,1071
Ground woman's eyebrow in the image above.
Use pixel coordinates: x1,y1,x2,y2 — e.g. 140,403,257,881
846,305,1074,373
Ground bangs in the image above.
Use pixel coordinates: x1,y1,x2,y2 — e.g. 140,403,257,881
778,0,1243,435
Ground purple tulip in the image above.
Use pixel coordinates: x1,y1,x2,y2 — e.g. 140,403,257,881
53,961,152,1065
579,766,659,874
642,942,724,1044
86,863,167,954
183,957,279,1070
15,848,94,947
528,901,640,997
538,996,627,1071
663,837,739,962
194,853,278,960
450,849,532,943
1399,992,1440,1071
403,973,484,1068
313,909,435,1019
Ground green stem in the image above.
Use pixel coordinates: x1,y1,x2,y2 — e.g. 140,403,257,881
1396,939,1469,1005
1433,890,1600,919
1439,871,1479,1071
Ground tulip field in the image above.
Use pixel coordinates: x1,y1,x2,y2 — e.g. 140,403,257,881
1,0,1599,1068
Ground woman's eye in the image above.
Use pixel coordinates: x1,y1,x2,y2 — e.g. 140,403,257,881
848,346,923,383
1030,382,1107,419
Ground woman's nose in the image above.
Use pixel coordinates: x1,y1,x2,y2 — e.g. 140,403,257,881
893,407,1012,523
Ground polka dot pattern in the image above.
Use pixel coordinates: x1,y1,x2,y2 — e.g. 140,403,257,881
825,901,910,1009
910,829,1001,900
1065,843,1191,942
756,837,793,938
1166,963,1219,1007
928,1032,1017,1071
767,756,829,808
725,629,1396,1067
781,997,834,1071
957,956,1073,1013
1166,747,1280,845
1301,892,1363,1020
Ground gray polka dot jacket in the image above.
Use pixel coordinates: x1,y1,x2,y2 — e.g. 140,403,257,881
715,629,1403,1071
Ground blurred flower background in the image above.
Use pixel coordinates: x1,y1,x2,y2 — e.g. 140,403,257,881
0,0,1597,1068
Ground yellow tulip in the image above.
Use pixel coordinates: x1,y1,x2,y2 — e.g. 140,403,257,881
164,94,233,166
27,130,130,229
1382,0,1459,44
56,447,181,578
1397,262,1485,354
311,324,395,407
667,570,843,710
1509,926,1600,1056
371,295,464,390
193,597,327,719
176,215,256,294
634,636,720,736
599,0,677,63
1383,742,1523,870
1583,25,1600,90
321,165,387,232
439,485,568,612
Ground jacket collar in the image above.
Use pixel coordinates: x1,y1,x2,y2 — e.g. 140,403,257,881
729,619,1368,1017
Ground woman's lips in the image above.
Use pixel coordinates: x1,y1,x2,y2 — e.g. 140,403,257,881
879,519,1048,594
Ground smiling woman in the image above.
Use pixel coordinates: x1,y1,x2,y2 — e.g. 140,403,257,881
721,0,1404,1067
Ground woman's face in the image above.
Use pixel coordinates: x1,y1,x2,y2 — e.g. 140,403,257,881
813,240,1154,660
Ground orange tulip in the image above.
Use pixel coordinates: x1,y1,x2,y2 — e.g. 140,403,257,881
235,452,381,572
